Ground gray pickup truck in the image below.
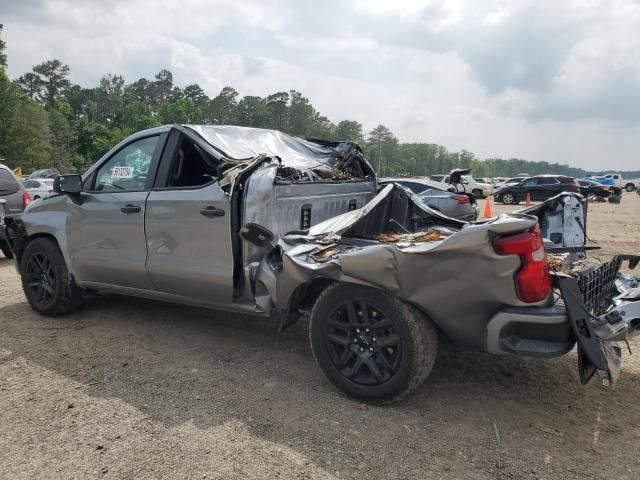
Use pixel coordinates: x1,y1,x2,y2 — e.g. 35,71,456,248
2,125,639,401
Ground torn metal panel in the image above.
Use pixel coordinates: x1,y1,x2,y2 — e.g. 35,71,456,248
308,183,466,238
267,185,543,349
240,161,377,276
515,193,587,252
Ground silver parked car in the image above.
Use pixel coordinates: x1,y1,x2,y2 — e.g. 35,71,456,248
379,177,478,222
23,178,54,200
0,164,31,258
26,168,60,180
3,125,639,401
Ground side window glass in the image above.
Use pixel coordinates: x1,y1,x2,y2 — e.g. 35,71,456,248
522,178,538,186
539,177,558,185
94,136,160,192
164,136,220,188
0,170,19,192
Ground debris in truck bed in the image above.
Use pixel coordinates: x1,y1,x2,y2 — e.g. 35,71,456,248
330,168,354,180
274,164,360,183
310,244,341,262
374,230,445,244
547,254,566,272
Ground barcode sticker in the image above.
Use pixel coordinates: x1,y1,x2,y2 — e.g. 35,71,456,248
112,166,134,178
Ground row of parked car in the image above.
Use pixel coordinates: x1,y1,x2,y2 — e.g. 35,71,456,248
492,175,629,204
380,171,628,218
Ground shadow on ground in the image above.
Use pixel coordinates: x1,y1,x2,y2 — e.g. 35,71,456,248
1,290,639,478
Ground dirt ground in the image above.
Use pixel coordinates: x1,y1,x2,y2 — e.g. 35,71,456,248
1,193,639,479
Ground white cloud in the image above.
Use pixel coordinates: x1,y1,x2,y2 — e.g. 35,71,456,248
2,0,640,170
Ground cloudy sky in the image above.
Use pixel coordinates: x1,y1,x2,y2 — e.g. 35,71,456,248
2,0,639,170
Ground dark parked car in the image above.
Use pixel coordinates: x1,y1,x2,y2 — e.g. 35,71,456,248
494,175,580,204
379,177,478,221
578,179,611,198
0,164,31,258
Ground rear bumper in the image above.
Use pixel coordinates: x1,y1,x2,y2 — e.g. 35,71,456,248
486,304,574,357
486,258,640,387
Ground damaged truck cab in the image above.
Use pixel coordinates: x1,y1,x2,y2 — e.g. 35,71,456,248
2,125,639,401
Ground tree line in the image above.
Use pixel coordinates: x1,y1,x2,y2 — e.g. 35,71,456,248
1,26,637,179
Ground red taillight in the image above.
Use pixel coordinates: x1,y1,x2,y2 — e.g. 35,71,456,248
494,225,552,303
452,194,471,205
22,191,32,209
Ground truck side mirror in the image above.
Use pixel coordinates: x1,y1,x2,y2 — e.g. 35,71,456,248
240,222,275,249
53,175,82,195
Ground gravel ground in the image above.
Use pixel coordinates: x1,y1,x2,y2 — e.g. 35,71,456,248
1,193,639,479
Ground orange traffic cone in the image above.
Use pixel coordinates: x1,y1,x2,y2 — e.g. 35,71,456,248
484,197,492,218
525,192,532,207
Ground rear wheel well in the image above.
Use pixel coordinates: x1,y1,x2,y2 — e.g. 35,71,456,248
283,279,445,338
281,278,336,330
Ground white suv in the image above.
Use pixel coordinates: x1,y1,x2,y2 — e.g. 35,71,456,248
429,174,494,198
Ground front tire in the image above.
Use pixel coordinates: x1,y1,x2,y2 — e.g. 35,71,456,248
625,183,636,192
20,238,84,316
0,240,14,259
500,192,517,204
309,283,438,402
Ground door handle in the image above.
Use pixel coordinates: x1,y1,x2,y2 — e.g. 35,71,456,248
120,204,141,214
200,206,225,218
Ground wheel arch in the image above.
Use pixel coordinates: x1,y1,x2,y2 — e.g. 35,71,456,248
280,277,337,330
19,232,77,282
281,278,445,337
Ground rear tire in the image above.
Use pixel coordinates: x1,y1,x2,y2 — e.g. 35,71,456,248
0,240,14,259
472,189,483,199
625,183,636,192
20,238,84,316
309,283,438,402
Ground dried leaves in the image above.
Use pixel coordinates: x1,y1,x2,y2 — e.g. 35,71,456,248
374,230,444,244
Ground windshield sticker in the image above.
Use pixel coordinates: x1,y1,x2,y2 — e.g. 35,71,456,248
112,166,134,178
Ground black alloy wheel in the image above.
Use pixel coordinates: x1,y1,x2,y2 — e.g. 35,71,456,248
323,298,402,386
309,283,438,401
20,238,84,316
24,252,57,308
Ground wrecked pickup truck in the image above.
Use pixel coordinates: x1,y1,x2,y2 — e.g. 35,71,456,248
2,125,639,401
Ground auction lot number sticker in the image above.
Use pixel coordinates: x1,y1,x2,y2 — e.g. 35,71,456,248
112,166,134,178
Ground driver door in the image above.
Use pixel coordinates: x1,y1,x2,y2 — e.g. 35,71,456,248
66,134,166,289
